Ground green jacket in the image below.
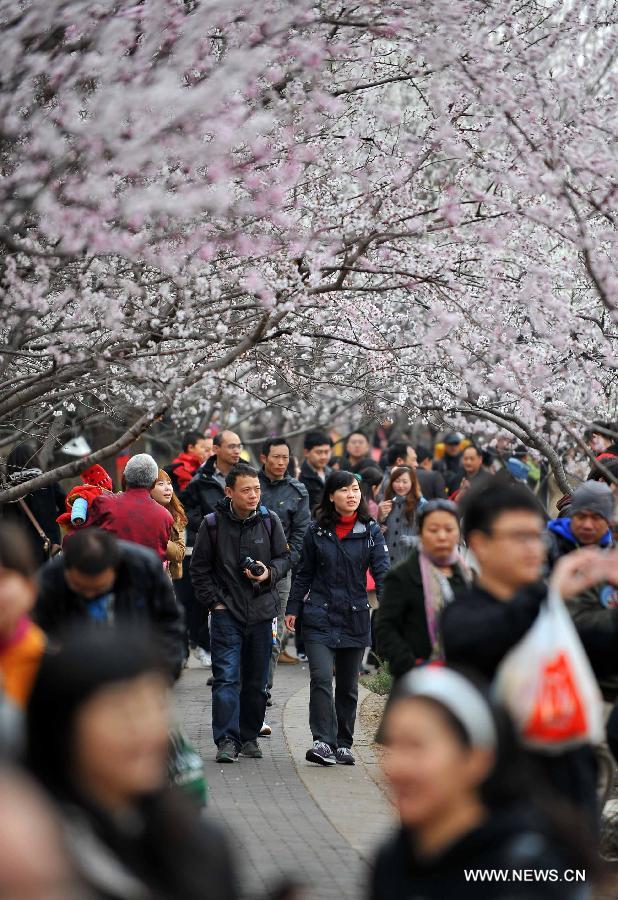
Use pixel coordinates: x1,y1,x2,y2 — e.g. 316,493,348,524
375,548,468,678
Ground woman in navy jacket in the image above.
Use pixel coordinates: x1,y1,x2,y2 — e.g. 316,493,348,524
285,470,389,766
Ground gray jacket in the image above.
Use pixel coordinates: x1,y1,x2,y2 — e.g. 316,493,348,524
190,498,291,624
258,470,310,567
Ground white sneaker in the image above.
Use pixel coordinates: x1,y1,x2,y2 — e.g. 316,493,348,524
193,646,212,668
260,722,272,737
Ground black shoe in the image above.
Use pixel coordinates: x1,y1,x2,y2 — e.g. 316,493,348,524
207,675,214,686
216,739,238,763
240,740,263,759
306,741,336,766
336,747,355,766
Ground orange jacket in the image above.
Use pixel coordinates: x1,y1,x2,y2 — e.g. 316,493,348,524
0,618,46,707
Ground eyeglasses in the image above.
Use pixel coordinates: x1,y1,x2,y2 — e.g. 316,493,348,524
224,443,243,451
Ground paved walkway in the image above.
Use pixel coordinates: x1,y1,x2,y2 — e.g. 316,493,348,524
175,659,394,900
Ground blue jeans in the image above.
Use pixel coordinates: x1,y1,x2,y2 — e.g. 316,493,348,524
210,609,272,748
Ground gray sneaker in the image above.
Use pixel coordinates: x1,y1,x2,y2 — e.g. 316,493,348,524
306,740,336,766
240,740,263,759
216,739,238,763
336,747,355,766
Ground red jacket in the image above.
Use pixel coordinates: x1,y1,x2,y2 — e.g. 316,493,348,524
87,488,173,561
169,452,201,492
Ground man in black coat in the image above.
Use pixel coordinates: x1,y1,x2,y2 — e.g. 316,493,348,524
191,464,290,763
259,438,310,672
442,483,607,829
299,431,333,513
35,528,185,679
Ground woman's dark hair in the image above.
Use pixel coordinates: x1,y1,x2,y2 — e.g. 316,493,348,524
25,626,236,900
384,465,422,524
6,441,42,473
314,470,371,529
0,522,37,578
359,466,383,505
25,625,166,800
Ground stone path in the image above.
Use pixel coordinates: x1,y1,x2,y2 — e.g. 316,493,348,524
175,660,394,900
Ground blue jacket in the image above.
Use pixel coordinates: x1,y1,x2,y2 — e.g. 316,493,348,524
287,518,390,648
546,517,613,571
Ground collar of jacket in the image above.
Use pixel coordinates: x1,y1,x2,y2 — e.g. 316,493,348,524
301,460,330,479
259,468,290,486
197,454,218,478
318,518,369,539
216,496,259,525
548,515,613,548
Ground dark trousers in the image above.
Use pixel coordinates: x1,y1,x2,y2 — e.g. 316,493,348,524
305,642,364,749
210,609,271,748
174,557,210,652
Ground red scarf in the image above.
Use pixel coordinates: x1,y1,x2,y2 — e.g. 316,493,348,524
335,513,357,541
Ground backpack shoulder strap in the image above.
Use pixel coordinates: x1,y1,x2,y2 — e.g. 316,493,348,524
258,505,272,538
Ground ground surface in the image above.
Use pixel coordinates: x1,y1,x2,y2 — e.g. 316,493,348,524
175,658,394,900
176,659,618,900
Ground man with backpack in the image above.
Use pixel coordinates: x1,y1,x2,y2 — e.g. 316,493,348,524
190,464,290,763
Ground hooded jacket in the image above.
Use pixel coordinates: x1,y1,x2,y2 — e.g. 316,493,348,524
166,451,202,493
287,517,390,648
546,516,613,570
258,469,310,567
190,498,290,624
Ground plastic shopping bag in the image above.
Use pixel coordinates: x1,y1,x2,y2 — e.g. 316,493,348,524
493,590,604,753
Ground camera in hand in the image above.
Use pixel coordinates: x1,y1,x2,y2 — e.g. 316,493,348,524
241,557,266,578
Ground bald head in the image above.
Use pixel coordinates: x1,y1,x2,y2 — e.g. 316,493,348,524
213,430,242,473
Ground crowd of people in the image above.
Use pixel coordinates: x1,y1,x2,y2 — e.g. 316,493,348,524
1,420,618,897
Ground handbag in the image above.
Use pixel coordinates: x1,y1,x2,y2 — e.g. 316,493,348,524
167,726,207,807
493,589,604,753
18,498,62,559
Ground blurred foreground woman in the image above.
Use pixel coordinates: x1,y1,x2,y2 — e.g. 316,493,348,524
371,667,598,900
25,627,237,900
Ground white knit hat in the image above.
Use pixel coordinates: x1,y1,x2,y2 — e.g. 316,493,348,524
123,454,159,488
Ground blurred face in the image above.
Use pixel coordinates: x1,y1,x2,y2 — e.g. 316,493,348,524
215,431,242,468
462,448,483,476
588,433,611,454
396,447,418,468
188,437,211,463
420,511,460,562
571,511,609,545
444,442,460,456
331,479,362,517
468,510,545,592
392,471,413,497
65,567,116,600
225,475,261,517
261,443,290,481
0,774,76,900
150,477,173,507
0,569,36,640
381,699,492,830
305,443,331,472
73,674,169,810
346,433,370,461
